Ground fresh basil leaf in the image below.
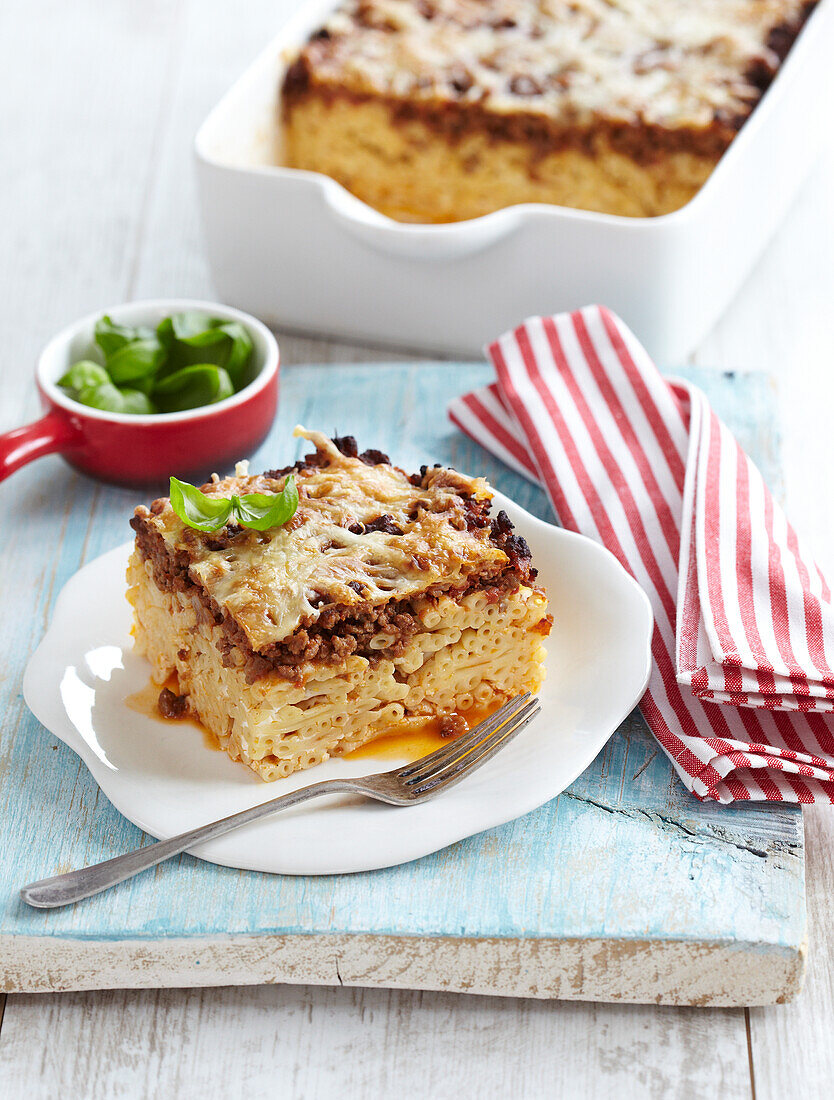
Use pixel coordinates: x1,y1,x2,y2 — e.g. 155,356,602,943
118,388,157,415
58,360,110,394
155,316,177,349
168,475,298,534
106,337,167,383
156,314,254,386
154,364,234,413
216,321,254,388
75,381,155,415
169,477,233,532
94,315,155,357
232,476,298,531
158,313,222,354
155,334,226,377
75,381,127,412
74,312,254,416
164,312,221,344
214,366,235,403
128,373,157,397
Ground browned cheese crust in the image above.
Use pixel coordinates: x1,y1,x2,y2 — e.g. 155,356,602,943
280,0,817,219
131,433,549,685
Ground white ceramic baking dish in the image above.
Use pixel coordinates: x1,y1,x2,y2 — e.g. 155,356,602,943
195,0,834,362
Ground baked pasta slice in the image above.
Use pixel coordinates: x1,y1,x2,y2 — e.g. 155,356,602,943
127,427,551,781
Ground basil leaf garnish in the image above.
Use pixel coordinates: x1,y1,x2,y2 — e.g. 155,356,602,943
169,478,234,533
232,478,299,531
154,364,234,413
169,475,298,533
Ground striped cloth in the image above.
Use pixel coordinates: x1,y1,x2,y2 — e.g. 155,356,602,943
448,305,834,804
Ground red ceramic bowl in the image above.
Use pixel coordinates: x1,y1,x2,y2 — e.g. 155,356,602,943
0,298,279,488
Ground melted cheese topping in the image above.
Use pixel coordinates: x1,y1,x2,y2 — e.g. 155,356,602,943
298,0,810,129
145,428,509,651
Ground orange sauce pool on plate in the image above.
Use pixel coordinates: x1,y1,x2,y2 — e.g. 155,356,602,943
125,674,222,751
345,704,500,763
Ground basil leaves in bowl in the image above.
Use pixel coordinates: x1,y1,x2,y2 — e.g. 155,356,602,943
57,312,256,415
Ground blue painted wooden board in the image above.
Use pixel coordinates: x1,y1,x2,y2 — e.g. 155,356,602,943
0,364,804,1003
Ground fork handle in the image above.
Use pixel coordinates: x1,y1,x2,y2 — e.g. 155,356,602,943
19,778,357,909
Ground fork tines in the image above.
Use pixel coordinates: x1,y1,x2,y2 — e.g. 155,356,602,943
400,693,541,795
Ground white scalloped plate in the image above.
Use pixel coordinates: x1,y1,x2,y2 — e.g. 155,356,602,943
23,493,652,875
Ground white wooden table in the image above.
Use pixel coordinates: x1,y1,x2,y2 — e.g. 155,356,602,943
0,1,832,1095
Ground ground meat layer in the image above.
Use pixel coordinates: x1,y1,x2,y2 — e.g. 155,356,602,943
130,439,539,685
282,2,818,165
132,514,532,684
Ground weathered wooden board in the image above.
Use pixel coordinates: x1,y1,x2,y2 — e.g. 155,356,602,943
0,362,804,1005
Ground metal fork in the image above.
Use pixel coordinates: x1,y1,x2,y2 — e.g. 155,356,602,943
20,693,540,909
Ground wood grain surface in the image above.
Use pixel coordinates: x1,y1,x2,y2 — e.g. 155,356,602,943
0,362,806,1007
0,0,832,1096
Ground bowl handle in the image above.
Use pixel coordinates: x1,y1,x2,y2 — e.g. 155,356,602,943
0,411,80,482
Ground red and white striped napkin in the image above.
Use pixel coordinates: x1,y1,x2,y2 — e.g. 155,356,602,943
449,306,834,804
